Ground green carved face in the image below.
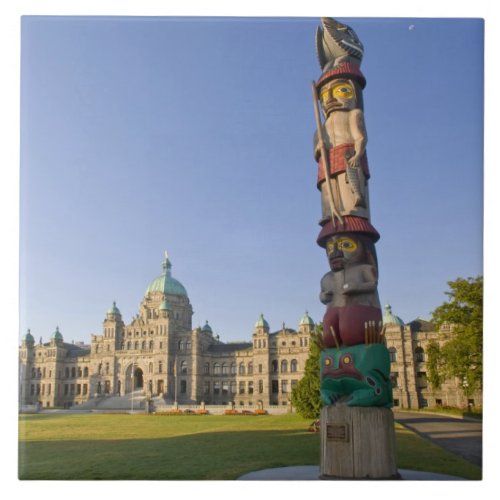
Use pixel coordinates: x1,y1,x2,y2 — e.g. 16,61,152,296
320,344,393,408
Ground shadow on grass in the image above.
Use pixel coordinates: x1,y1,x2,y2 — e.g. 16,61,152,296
19,429,320,480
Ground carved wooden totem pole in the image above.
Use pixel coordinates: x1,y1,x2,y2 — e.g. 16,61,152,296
312,18,398,479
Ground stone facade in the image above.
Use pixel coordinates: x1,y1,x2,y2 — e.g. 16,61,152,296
18,255,482,411
383,305,482,409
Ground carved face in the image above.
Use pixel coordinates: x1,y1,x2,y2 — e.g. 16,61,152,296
319,79,356,115
326,234,363,271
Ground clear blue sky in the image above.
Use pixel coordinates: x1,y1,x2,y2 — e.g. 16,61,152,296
19,16,483,344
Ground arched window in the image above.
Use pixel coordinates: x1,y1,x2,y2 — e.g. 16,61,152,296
281,360,288,373
181,360,188,374
178,340,184,350
248,362,253,375
204,362,210,374
291,359,298,372
214,363,221,375
230,362,236,375
127,341,131,350
239,362,245,375
149,340,154,350
134,341,139,350
271,360,278,373
142,340,146,350
415,347,425,362
222,363,229,375
78,367,82,377
186,340,191,350
389,347,397,363
158,361,163,373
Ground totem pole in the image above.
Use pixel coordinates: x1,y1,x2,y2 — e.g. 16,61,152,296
312,18,398,479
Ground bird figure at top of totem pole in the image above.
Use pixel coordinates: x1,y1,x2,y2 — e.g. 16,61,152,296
316,17,364,71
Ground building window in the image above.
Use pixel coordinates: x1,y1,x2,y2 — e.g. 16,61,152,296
281,360,288,373
248,362,253,375
64,384,68,395
31,368,36,378
181,361,188,374
248,381,254,394
257,364,262,373
214,382,221,395
77,384,81,395
186,340,191,350
230,381,236,395
291,379,298,392
389,347,397,363
178,341,184,350
127,341,132,350
393,399,400,406
258,380,263,393
417,371,427,388
271,360,278,373
142,341,146,350
78,367,82,377
158,361,163,373
222,363,229,375
281,380,289,393
98,364,102,375
47,384,51,395
239,381,245,394
272,380,279,394
291,359,298,372
149,340,154,349
65,368,69,378
415,347,425,362
214,363,221,375
390,372,399,388
84,367,89,377
70,384,75,395
180,380,187,394
105,363,110,375
230,362,236,375
83,384,88,395
204,381,210,394
222,381,229,395
204,362,210,374
239,363,245,375
435,399,443,406
134,341,139,350
96,382,101,394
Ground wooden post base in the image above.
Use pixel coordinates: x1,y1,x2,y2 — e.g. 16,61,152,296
320,404,400,479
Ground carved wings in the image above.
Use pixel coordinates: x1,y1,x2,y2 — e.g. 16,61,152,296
316,17,364,71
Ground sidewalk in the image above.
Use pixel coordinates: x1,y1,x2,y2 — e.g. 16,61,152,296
238,465,464,480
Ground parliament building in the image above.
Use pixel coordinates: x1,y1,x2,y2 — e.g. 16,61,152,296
18,253,481,411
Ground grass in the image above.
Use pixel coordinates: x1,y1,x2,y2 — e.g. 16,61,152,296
18,413,481,480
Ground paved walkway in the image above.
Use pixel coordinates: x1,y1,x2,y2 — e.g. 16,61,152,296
238,466,464,480
394,411,482,467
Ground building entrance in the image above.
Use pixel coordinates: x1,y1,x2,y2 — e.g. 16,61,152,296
134,367,144,390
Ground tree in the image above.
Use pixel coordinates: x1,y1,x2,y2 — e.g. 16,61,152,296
427,276,483,396
291,326,323,418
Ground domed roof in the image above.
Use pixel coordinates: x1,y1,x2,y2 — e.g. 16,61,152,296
23,329,34,343
107,301,121,316
51,326,63,341
146,252,187,297
382,305,404,326
300,311,315,326
255,313,269,330
201,321,213,333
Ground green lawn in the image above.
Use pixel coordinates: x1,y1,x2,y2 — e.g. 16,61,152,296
18,413,481,480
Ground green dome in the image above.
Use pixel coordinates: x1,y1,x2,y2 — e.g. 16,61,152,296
51,326,63,341
382,305,404,326
107,301,121,316
255,313,269,330
146,252,187,297
23,329,34,343
201,321,213,333
299,311,315,326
